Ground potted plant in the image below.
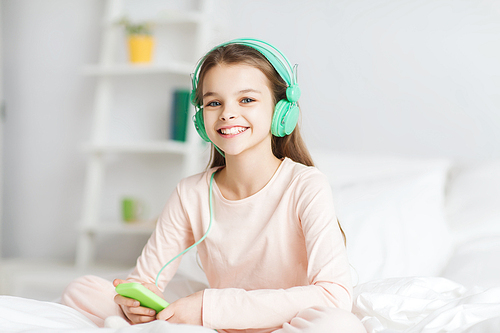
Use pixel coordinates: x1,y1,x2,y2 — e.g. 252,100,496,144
118,17,154,64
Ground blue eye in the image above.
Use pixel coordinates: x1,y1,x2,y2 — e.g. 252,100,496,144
206,101,221,107
241,98,254,103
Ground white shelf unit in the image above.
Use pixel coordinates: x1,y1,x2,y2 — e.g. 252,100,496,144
81,62,193,76
75,0,211,268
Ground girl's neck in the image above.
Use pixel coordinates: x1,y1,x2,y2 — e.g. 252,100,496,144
216,152,282,200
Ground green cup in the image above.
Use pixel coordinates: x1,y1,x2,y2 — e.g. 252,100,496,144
122,197,145,222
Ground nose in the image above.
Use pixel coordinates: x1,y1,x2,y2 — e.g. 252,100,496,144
219,105,238,121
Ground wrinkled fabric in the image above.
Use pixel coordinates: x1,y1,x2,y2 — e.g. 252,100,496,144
273,306,366,333
353,277,500,333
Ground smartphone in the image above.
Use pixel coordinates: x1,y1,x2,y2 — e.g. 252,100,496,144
115,282,170,313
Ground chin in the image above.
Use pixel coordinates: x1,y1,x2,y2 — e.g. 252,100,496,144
219,149,244,157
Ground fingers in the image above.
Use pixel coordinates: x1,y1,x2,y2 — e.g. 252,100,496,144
128,305,156,317
114,294,156,324
113,278,128,287
114,294,156,316
114,294,140,307
127,306,156,324
127,312,156,324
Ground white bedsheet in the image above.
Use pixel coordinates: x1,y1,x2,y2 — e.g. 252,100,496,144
0,295,213,333
353,277,500,333
2,277,500,332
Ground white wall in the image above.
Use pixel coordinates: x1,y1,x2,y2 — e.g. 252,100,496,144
2,0,103,260
215,0,500,160
2,0,500,261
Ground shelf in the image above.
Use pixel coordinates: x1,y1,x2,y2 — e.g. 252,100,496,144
76,0,210,269
82,62,193,76
83,141,191,154
82,221,156,235
155,11,203,24
105,10,203,27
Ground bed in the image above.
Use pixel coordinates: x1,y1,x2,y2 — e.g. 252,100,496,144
1,150,500,332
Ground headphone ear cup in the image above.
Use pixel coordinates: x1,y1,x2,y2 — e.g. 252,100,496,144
193,109,211,142
272,100,299,137
284,104,299,135
271,100,286,137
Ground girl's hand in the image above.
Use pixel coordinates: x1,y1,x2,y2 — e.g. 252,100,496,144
156,290,203,325
113,279,163,324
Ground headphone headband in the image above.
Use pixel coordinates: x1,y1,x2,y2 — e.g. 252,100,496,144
191,38,298,103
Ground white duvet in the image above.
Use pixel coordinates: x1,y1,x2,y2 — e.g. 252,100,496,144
0,295,213,333
1,276,499,333
353,277,500,332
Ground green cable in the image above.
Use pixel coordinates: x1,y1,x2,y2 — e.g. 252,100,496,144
155,170,216,287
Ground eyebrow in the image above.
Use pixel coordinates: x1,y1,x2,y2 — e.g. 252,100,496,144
203,89,262,99
238,88,262,94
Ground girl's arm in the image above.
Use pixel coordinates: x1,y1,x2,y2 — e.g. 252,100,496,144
116,185,197,324
126,185,195,292
111,185,194,324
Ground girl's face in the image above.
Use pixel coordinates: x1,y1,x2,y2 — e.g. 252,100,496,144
202,63,275,158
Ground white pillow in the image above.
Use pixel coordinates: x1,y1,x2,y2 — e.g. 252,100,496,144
445,159,500,243
311,150,452,284
312,150,451,188
441,235,500,289
339,169,452,284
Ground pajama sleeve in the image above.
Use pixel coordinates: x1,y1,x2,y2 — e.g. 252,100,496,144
202,171,352,330
127,184,195,291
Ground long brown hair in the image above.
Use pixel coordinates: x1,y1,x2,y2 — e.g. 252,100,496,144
194,43,346,244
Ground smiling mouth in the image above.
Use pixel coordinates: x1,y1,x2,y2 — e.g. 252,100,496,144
218,127,248,135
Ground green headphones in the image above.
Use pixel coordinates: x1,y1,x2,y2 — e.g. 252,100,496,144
191,38,301,145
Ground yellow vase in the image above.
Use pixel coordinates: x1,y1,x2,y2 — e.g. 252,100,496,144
128,35,154,63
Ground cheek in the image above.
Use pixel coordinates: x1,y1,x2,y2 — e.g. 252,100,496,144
254,111,274,136
203,112,216,131
267,105,277,129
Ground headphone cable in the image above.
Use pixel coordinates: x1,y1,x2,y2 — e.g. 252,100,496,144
155,170,217,287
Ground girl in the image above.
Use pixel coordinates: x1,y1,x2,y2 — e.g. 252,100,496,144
62,38,365,333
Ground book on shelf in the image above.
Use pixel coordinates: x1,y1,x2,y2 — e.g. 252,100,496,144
170,88,191,142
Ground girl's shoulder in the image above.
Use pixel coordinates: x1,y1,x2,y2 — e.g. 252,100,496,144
283,158,328,181
281,158,331,190
176,167,220,194
282,159,335,207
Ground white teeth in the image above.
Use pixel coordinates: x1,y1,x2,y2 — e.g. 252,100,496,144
220,127,247,135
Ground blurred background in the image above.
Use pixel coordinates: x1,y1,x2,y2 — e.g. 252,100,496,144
1,0,499,300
